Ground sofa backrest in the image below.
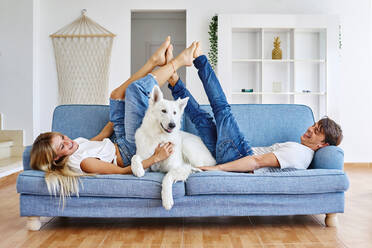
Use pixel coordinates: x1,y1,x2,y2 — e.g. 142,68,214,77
52,104,315,147
184,104,315,147
23,103,343,171
52,104,110,140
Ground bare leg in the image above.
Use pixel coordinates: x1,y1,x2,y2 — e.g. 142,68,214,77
165,44,180,86
152,41,197,86
110,36,171,100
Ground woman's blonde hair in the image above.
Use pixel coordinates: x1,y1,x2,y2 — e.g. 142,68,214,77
30,132,85,208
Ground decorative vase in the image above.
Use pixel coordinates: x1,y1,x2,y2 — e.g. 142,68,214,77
272,36,282,60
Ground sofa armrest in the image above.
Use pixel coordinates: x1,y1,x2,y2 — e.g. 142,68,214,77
309,146,344,170
23,145,32,171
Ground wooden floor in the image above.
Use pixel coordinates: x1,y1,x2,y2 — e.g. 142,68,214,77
0,166,371,248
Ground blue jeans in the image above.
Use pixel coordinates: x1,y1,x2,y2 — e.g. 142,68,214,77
109,74,157,166
168,55,253,164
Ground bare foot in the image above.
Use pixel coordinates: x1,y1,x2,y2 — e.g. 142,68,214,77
150,36,171,66
193,41,203,58
166,44,179,86
173,41,197,68
199,165,222,171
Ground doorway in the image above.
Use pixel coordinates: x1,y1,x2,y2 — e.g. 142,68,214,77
131,11,186,100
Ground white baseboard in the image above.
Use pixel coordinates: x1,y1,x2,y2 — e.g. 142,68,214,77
0,157,23,178
0,165,22,178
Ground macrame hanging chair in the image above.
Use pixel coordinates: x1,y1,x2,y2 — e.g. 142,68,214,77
50,10,115,105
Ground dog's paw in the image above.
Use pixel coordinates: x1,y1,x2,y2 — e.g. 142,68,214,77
162,196,174,210
134,166,145,177
161,188,174,210
131,155,145,177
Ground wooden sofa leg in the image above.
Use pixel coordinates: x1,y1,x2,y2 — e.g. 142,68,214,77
325,213,338,227
27,216,41,231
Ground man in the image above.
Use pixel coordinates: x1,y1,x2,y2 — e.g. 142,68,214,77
199,118,343,172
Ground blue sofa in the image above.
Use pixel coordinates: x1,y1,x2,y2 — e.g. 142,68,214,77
17,104,349,230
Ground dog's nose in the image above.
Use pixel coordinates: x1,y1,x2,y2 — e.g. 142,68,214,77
168,122,176,129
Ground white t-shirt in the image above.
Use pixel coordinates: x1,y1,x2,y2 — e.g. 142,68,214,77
67,137,117,173
252,142,314,170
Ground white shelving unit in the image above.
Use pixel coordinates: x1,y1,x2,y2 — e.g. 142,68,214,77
218,14,339,119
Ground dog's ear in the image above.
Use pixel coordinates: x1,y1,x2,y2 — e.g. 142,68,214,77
178,97,189,113
150,85,163,104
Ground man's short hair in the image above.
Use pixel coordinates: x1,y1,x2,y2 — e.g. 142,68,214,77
318,117,343,146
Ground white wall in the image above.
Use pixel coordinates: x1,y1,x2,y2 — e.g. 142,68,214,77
0,0,34,145
131,11,186,100
1,0,371,162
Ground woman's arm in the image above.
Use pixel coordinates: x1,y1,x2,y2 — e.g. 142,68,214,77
80,142,174,174
200,153,280,172
90,122,114,141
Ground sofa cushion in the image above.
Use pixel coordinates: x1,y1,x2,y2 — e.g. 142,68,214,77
309,146,344,170
186,169,349,196
17,170,185,199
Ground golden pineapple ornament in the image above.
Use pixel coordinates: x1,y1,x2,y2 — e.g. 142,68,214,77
272,36,282,60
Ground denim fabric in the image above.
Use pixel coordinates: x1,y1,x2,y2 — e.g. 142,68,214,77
19,192,345,217
17,170,185,199
109,98,135,165
168,55,253,164
168,79,217,158
109,74,158,165
185,170,349,196
184,104,315,147
124,74,158,144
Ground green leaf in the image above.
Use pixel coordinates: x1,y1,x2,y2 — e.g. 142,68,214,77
207,15,218,69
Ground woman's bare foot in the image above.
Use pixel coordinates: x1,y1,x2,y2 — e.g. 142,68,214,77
165,44,180,86
173,41,197,68
150,36,171,66
193,41,203,58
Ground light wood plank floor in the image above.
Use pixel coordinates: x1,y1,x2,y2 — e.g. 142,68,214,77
0,166,371,248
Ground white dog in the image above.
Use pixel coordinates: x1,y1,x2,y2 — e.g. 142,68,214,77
131,85,216,210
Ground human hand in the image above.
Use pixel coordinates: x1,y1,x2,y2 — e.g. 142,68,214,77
153,142,174,163
199,165,222,171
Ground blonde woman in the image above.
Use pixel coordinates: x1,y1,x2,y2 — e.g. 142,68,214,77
30,36,198,199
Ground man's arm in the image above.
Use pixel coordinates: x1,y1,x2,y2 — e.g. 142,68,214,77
200,153,280,172
90,122,114,141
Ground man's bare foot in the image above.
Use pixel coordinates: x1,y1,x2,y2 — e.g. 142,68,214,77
150,36,171,66
193,41,203,58
173,41,197,68
165,44,179,86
